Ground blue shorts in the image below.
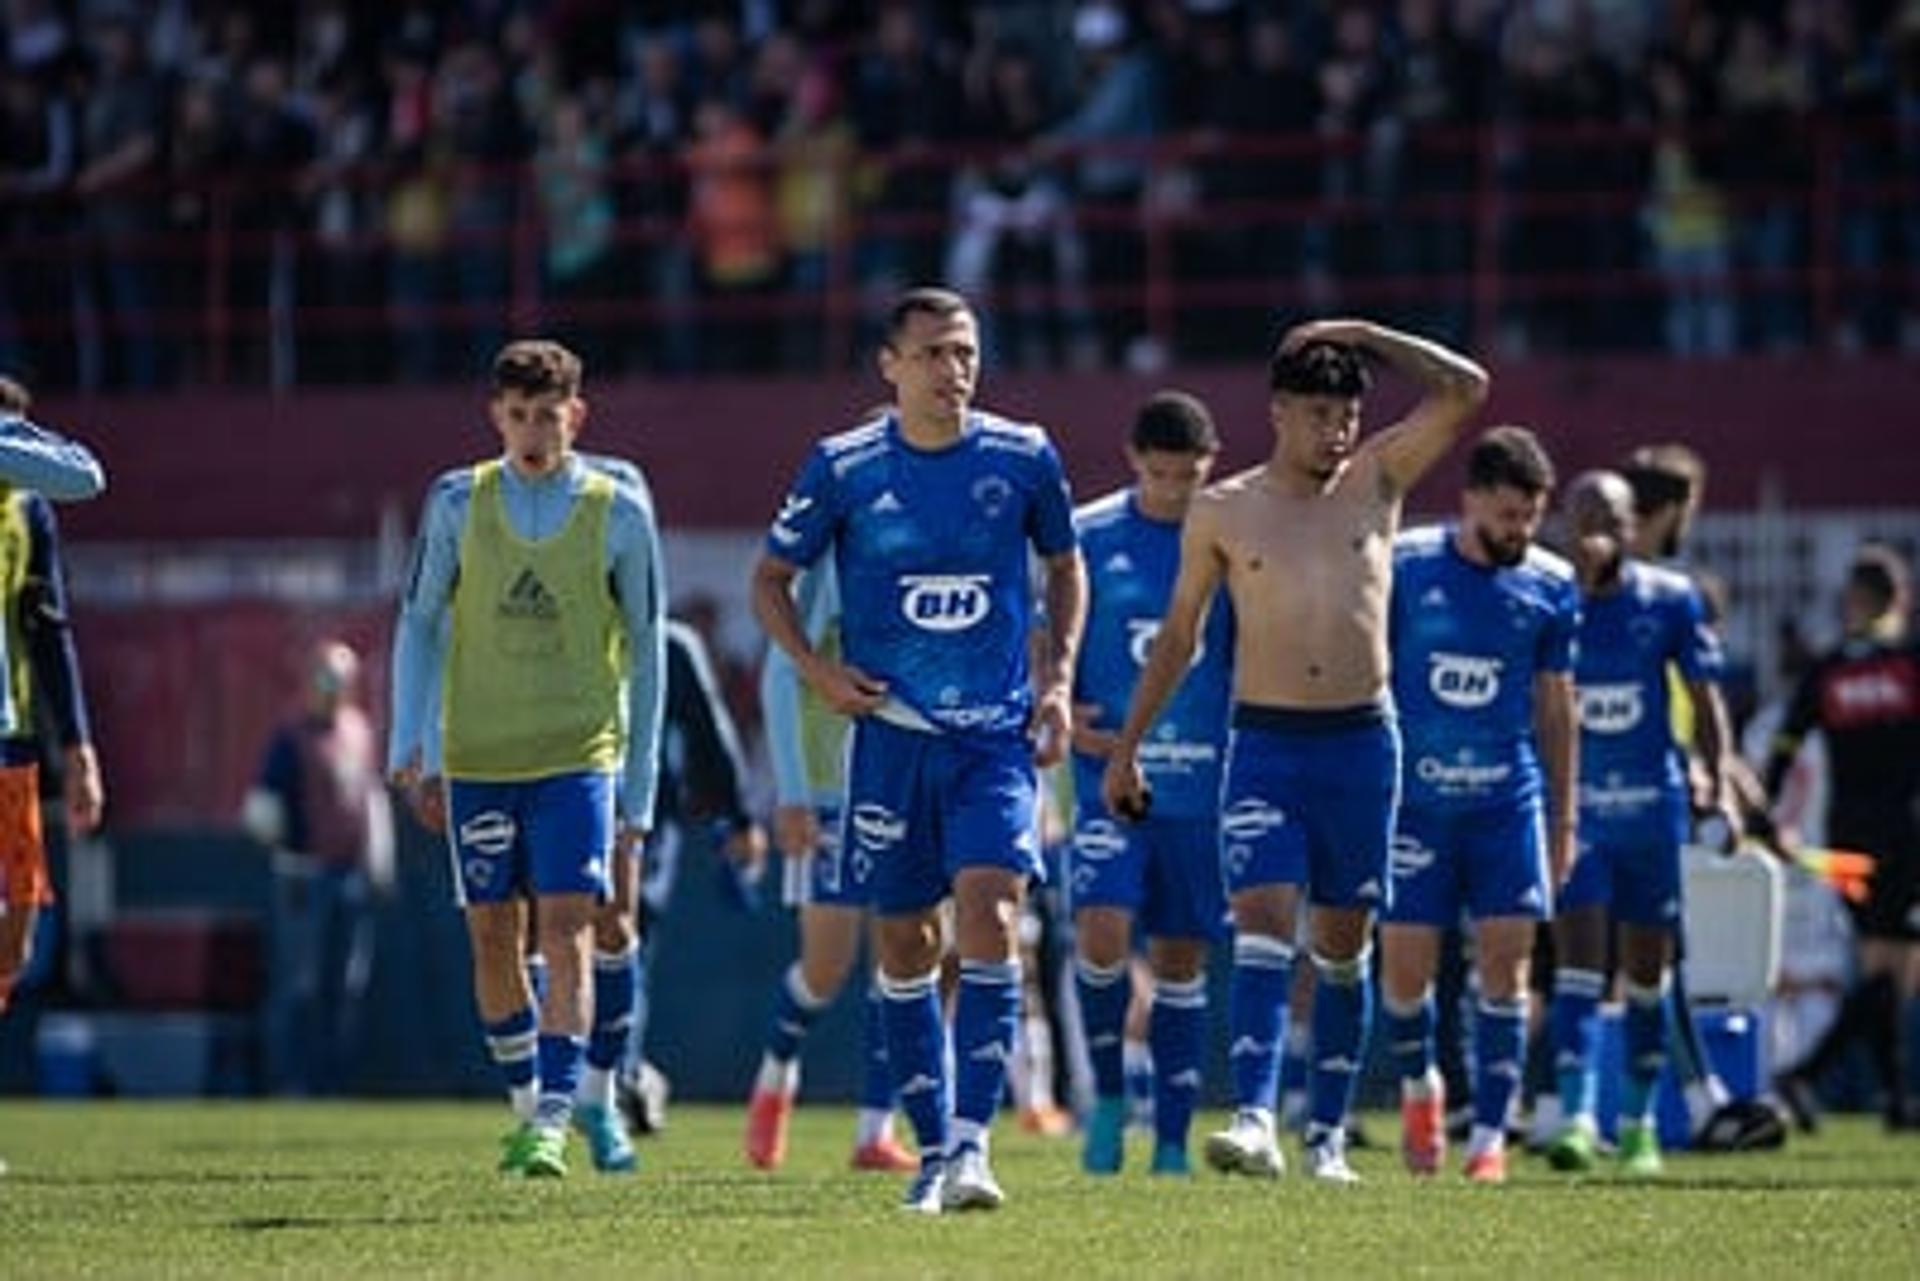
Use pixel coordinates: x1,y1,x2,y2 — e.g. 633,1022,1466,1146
1067,803,1226,942
1384,796,1550,927
446,770,614,907
1219,703,1401,911
844,717,1041,916
780,804,875,910
1558,800,1688,927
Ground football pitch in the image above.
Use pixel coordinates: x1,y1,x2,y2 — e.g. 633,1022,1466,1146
1,1101,1916,1279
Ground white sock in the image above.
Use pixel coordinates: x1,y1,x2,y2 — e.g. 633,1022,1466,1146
1467,1124,1505,1158
579,1066,614,1110
950,1118,989,1156
1403,1067,1442,1102
755,1052,800,1095
1530,1095,1564,1144
855,1107,892,1147
510,1082,538,1123
1235,1106,1275,1135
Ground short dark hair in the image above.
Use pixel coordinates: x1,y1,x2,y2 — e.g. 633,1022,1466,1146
1269,339,1370,397
1466,425,1556,495
0,375,29,416
1849,542,1912,615
1131,389,1219,454
1621,443,1706,517
884,286,972,347
492,339,583,398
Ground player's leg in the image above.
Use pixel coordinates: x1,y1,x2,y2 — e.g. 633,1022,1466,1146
0,903,36,1019
1066,807,1142,1171
851,914,915,1167
1380,809,1456,1176
1122,957,1156,1132
516,770,618,1177
577,843,639,1172
448,780,545,1168
745,900,861,1169
1277,961,1314,1131
1140,816,1223,1175
1465,917,1534,1183
1616,921,1675,1177
1545,835,1612,1172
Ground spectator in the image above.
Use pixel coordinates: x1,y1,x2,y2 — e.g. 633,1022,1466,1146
242,639,395,1096
536,94,619,369
0,65,76,386
686,95,782,372
1721,14,1812,351
1644,53,1735,356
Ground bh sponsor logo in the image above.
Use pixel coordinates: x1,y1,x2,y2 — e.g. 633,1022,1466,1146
899,574,992,632
1428,652,1503,709
1578,682,1644,734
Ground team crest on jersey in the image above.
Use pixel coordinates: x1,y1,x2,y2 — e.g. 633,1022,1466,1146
459,810,516,856
1577,682,1644,733
1221,798,1286,842
1075,818,1127,860
1390,834,1435,878
971,474,1013,518
1429,652,1503,708
899,574,992,632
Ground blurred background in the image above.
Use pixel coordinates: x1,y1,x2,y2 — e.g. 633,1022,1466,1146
1,0,1916,1107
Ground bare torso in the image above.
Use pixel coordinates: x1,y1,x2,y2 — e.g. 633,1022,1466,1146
1203,456,1399,710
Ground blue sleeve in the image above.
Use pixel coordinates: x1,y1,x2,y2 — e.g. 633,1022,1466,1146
1674,587,1722,682
1537,583,1579,674
19,496,92,747
387,474,465,777
764,446,838,568
760,567,825,806
1027,437,1078,558
611,474,668,827
0,416,105,502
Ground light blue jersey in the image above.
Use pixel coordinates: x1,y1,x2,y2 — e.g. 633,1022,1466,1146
1391,526,1580,811
388,451,668,825
765,411,1077,740
1072,488,1232,819
1574,559,1720,826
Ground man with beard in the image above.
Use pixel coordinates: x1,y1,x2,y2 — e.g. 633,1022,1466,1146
1378,427,1580,1184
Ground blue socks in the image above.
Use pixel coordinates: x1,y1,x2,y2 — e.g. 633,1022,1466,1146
764,963,827,1070
1552,967,1604,1122
1075,956,1130,1100
879,967,949,1160
484,1006,538,1119
1474,996,1527,1138
952,959,1021,1152
1621,976,1669,1126
1227,933,1294,1115
1382,991,1436,1087
1306,949,1371,1145
859,977,894,1112
1150,974,1206,1149
587,945,638,1075
535,1033,585,1128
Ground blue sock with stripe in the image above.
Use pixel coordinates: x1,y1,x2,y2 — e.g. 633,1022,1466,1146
1227,933,1294,1116
1150,974,1207,1149
858,976,894,1112
587,945,638,1073
1382,991,1436,1087
484,1006,539,1121
879,968,949,1162
1552,968,1604,1122
952,959,1021,1154
1075,956,1130,1100
1306,949,1371,1146
1621,977,1669,1126
535,1033,585,1129
1473,995,1527,1139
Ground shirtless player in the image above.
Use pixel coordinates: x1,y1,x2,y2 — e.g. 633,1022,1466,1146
1103,318,1488,1182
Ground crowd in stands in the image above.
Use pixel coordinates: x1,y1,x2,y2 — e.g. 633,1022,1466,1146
2,0,1918,390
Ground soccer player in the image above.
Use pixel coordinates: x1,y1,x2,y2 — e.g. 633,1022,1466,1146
1617,444,1785,1152
388,340,667,1178
1069,389,1232,1177
1766,544,1920,1132
0,377,108,1179
1379,426,1580,1184
1544,470,1739,1178
743,559,916,1173
1105,319,1489,1183
750,287,1086,1213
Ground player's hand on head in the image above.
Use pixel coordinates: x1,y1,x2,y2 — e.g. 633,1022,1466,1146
773,804,820,860
1279,317,1368,353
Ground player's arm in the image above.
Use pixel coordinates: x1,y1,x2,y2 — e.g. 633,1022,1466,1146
1687,676,1741,845
1288,318,1489,497
1533,670,1578,886
1031,546,1088,768
611,478,668,843
19,496,102,832
387,475,463,828
0,414,106,502
759,570,824,860
1103,495,1225,814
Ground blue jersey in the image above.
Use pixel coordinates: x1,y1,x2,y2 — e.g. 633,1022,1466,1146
1390,526,1580,811
1071,488,1233,818
1575,559,1721,823
766,411,1077,739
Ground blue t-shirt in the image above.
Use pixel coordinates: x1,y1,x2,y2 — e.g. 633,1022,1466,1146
766,411,1078,739
1391,525,1580,811
1071,488,1233,818
1576,559,1721,821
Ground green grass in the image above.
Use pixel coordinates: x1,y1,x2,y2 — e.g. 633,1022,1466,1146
1,1101,1917,1278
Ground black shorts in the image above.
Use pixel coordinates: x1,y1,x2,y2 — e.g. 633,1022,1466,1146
1832,817,1920,941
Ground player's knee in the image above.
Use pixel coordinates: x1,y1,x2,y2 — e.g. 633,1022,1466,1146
799,948,853,999
1311,945,1370,987
1075,911,1131,969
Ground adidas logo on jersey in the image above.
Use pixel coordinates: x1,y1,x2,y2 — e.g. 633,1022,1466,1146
1228,1036,1272,1059
1166,1069,1202,1090
869,489,904,514
1421,586,1448,608
1356,878,1382,901
1317,1055,1358,1074
968,1041,1013,1065
1104,552,1134,574
898,1073,940,1097
500,568,560,621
